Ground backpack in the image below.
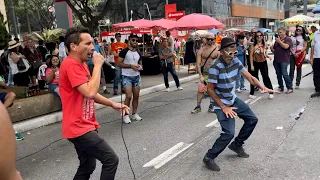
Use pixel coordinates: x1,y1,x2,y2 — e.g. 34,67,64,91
0,51,9,75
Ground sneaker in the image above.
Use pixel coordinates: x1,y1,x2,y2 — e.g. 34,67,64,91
311,92,320,98
177,87,183,90
268,94,274,99
208,104,215,113
113,90,118,95
123,115,131,124
15,132,24,141
249,95,257,99
236,88,241,93
191,105,202,114
240,87,247,91
132,113,142,121
278,87,284,92
162,88,170,92
203,154,220,171
103,89,110,94
228,142,249,158
295,86,299,89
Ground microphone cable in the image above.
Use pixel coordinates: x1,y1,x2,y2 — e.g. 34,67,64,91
120,75,137,180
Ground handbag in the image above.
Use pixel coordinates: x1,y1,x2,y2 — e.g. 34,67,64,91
17,58,26,71
201,47,217,73
295,50,306,68
31,60,42,70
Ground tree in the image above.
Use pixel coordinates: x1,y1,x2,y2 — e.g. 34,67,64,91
0,11,9,49
65,0,113,34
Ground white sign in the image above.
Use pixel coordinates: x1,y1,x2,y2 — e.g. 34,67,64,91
269,22,275,26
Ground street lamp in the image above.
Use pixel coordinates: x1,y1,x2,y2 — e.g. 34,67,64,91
143,3,152,20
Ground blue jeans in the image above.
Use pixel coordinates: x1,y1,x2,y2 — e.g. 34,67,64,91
273,62,293,90
122,75,141,88
236,73,245,89
113,65,121,91
207,98,258,159
162,62,180,88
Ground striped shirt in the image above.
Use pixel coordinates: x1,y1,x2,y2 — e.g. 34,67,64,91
208,56,245,109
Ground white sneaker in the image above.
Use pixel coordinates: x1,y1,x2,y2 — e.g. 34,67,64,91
249,95,257,99
178,87,183,90
132,113,142,121
123,115,131,124
269,94,274,99
236,88,241,93
162,88,170,92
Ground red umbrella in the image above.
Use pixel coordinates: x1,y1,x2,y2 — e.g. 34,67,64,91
152,19,177,30
112,19,155,29
171,13,224,30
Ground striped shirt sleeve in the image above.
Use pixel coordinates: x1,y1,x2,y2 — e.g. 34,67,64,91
208,63,219,84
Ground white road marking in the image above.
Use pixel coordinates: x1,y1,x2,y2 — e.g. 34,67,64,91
276,126,283,130
205,119,218,128
249,96,262,105
143,142,194,169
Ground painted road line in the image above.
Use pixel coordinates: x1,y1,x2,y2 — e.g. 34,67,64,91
249,96,262,105
143,142,194,169
206,119,218,128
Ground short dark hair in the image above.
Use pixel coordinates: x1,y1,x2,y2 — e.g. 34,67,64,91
39,39,44,45
14,37,19,41
115,33,121,37
59,36,65,43
111,38,115,43
166,31,170,36
64,26,90,52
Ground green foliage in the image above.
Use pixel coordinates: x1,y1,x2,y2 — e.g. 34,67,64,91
29,28,66,43
0,11,9,49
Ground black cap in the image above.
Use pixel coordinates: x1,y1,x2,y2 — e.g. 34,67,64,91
129,33,138,39
219,37,237,51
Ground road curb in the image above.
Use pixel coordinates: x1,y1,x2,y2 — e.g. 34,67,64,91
13,74,199,133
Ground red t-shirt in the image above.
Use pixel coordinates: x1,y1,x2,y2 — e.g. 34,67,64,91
111,42,127,64
59,56,100,138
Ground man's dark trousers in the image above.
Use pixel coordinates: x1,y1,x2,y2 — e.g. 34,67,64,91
313,58,320,92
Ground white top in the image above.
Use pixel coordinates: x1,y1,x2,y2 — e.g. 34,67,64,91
168,36,174,50
59,42,67,60
122,50,140,77
312,31,320,58
8,56,19,75
291,36,304,52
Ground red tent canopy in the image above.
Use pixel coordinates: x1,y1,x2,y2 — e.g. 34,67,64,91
112,19,155,29
152,19,177,30
171,13,224,30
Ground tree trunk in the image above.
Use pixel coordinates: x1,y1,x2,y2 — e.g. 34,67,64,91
25,0,31,33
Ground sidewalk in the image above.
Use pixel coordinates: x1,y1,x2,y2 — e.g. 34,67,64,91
13,66,199,133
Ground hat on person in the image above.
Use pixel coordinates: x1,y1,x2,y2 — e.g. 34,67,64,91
219,37,237,51
7,40,21,50
129,33,138,39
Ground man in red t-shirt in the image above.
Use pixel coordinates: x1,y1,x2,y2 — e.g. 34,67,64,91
59,27,129,180
111,33,127,95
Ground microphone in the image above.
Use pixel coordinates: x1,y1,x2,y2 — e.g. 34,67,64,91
104,59,115,69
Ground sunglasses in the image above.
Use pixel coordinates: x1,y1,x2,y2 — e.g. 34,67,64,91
257,35,264,37
224,50,238,56
206,38,216,41
131,39,138,42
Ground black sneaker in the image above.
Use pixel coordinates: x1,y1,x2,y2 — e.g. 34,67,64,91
103,89,110,94
228,142,249,158
311,92,320,98
203,154,220,171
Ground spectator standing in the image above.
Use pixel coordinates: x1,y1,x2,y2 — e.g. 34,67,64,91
58,36,67,62
249,31,274,99
271,28,293,94
166,31,175,50
117,34,143,124
36,40,48,63
23,39,42,86
8,41,30,86
235,34,246,92
112,33,127,95
290,26,308,89
88,38,109,94
310,23,320,98
159,38,183,92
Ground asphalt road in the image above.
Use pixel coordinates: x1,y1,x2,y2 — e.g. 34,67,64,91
15,61,320,180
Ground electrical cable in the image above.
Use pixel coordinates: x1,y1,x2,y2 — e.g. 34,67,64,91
120,76,136,180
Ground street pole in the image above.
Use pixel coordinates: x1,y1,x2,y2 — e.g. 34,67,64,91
125,0,129,22
9,0,18,38
166,0,168,5
284,0,290,19
303,0,307,15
